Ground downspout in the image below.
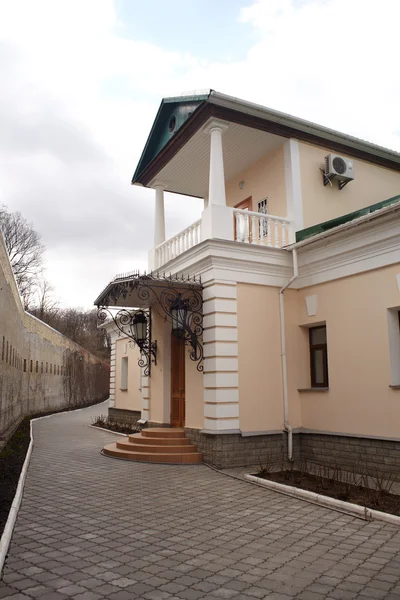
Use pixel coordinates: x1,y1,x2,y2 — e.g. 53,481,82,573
279,248,298,461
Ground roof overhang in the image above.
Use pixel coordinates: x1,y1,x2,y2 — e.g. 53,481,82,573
133,91,400,194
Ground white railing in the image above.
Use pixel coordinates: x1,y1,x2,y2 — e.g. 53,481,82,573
233,208,291,248
155,219,202,269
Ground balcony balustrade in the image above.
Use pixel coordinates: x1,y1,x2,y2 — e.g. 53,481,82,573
233,208,291,248
152,208,291,270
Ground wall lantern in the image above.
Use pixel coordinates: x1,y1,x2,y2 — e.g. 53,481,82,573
132,311,148,345
171,295,188,333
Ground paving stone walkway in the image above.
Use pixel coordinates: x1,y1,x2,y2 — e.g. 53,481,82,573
1,402,400,600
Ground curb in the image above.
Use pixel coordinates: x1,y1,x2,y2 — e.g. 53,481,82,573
245,474,400,527
0,399,108,576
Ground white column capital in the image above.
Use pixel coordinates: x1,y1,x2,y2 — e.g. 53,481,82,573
151,180,168,191
203,119,229,135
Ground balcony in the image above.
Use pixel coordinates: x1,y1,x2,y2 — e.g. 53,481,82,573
152,207,291,270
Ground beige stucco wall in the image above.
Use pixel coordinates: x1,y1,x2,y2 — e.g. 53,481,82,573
114,338,141,411
299,141,400,228
236,283,301,433
225,145,287,217
293,263,400,438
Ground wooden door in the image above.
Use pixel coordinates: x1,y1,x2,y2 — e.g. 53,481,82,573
170,334,185,427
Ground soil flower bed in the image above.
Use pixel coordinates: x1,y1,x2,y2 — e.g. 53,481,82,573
91,414,142,435
256,467,400,516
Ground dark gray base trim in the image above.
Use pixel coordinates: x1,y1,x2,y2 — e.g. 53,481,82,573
108,407,141,426
300,428,400,443
184,427,400,473
185,427,299,469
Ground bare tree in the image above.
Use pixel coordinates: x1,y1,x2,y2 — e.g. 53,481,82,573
29,278,60,323
0,204,45,306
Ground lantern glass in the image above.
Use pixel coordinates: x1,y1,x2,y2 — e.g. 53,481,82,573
132,312,147,343
171,298,187,331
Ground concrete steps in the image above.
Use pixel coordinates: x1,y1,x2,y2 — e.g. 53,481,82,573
103,427,202,465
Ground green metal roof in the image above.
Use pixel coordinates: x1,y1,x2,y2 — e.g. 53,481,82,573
295,194,400,243
132,92,210,183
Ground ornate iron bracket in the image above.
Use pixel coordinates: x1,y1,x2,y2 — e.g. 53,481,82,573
97,307,157,376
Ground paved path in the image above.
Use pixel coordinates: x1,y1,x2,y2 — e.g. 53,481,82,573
1,403,400,600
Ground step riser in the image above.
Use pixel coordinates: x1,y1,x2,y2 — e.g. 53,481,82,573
142,431,185,439
129,434,191,446
116,443,197,454
103,427,202,465
103,446,202,464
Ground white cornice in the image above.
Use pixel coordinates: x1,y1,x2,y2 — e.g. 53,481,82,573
155,239,293,287
294,212,400,288
153,210,400,290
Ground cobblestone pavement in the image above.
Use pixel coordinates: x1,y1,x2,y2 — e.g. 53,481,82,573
1,402,400,600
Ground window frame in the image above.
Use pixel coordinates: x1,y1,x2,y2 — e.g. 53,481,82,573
309,325,329,388
120,356,128,391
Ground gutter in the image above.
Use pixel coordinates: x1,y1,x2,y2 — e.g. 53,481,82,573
279,249,298,462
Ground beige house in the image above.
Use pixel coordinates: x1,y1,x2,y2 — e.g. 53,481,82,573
95,90,400,471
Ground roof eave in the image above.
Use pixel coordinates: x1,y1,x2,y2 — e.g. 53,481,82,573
208,91,400,164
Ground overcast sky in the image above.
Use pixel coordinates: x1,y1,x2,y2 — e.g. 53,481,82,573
1,0,399,308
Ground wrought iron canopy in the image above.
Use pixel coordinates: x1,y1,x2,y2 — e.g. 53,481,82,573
95,272,203,372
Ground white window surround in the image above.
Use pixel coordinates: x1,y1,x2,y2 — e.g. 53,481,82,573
120,356,128,391
387,308,400,386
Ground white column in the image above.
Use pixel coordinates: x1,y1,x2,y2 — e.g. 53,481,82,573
202,280,240,433
208,125,227,207
141,367,150,421
154,185,166,247
201,120,233,242
284,139,304,242
107,329,119,408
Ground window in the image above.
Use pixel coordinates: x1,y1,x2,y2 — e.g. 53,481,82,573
120,356,128,391
387,309,400,386
23,359,26,372
309,326,329,387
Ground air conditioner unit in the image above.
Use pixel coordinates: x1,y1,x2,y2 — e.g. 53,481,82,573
324,154,355,189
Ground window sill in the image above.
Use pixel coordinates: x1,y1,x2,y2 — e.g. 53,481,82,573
298,388,329,393
119,388,128,392
389,385,400,389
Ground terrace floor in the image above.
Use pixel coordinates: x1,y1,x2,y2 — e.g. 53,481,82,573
1,401,400,599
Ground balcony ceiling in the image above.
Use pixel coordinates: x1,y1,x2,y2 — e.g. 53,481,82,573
149,122,283,199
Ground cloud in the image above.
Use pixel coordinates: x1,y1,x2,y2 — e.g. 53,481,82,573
0,0,398,308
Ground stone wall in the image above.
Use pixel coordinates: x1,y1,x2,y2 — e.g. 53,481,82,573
185,428,300,469
108,407,141,426
300,433,400,476
182,427,400,474
0,232,109,441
